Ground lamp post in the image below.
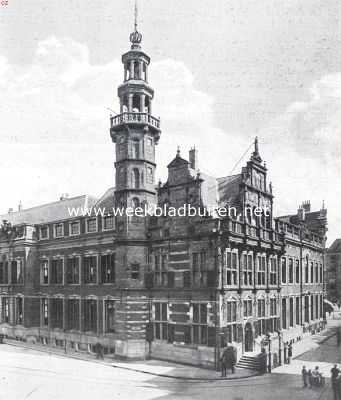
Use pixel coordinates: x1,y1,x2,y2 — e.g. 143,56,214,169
277,330,282,366
267,334,272,373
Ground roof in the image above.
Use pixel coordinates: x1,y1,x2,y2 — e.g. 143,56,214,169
217,174,242,207
167,155,189,169
328,239,341,253
0,195,98,225
95,187,115,211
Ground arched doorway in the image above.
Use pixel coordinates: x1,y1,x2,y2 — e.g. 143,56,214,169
244,322,254,352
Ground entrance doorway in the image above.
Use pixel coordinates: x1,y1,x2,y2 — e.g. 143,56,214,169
244,322,253,352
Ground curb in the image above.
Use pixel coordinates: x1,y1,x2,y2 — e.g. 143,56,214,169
2,340,259,381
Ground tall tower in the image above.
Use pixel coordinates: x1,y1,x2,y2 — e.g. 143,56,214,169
108,1,161,359
110,1,161,234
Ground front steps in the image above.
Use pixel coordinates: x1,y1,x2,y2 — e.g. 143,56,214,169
237,352,262,371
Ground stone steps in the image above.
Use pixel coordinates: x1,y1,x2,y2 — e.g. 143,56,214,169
237,354,262,371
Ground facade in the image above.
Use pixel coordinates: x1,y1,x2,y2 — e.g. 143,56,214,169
0,19,328,368
326,239,341,303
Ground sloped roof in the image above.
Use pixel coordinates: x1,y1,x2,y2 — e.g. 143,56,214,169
167,155,189,168
328,239,341,253
217,174,242,207
95,187,115,211
0,195,98,225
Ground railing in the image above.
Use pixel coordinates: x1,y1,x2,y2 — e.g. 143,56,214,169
110,112,161,129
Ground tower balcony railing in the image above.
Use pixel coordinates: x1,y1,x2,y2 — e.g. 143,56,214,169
110,112,161,130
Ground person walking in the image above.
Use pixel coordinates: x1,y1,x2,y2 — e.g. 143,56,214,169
220,348,228,378
308,369,313,389
302,365,308,388
288,343,293,364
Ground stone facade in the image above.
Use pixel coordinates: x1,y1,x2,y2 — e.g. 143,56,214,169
0,21,328,369
326,239,341,303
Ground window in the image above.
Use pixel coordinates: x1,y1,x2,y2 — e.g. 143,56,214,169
0,261,8,284
319,263,323,284
16,297,23,325
132,168,140,189
11,260,23,284
315,294,319,321
192,303,208,345
243,254,253,286
1,297,9,323
41,260,49,284
84,299,97,332
288,258,294,284
103,215,114,230
86,218,97,233
269,257,277,285
269,298,278,333
51,259,63,284
193,251,208,286
305,257,309,283
42,298,49,326
84,256,97,284
154,302,168,340
154,253,168,286
70,221,80,236
100,254,115,283
131,263,140,280
54,223,64,238
105,300,116,333
225,299,238,342
257,255,266,286
281,257,287,284
67,299,79,330
243,298,253,318
310,295,314,320
296,297,300,325
295,260,300,284
289,297,294,327
304,296,309,323
147,167,153,183
225,250,238,286
66,257,80,284
315,262,319,283
40,226,49,239
257,299,266,335
132,140,139,159
270,298,277,316
51,298,63,329
282,298,287,329
310,262,314,283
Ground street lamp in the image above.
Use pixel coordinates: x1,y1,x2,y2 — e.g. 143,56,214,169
267,334,272,373
277,330,282,366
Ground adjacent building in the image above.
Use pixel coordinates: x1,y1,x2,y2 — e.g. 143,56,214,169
0,16,328,368
326,239,341,303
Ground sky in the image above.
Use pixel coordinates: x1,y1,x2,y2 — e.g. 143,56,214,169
0,0,340,244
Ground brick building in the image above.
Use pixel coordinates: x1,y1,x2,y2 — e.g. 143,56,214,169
326,239,341,303
0,17,328,368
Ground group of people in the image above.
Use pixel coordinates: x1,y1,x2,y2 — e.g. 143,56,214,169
301,365,325,389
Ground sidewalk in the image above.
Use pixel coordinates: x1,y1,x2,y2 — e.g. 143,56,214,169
1,340,258,381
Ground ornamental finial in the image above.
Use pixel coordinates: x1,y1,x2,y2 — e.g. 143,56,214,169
130,0,142,48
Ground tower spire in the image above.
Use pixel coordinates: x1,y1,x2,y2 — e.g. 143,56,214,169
251,136,262,163
130,0,142,49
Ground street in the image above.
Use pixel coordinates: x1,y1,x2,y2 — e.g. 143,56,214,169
0,338,337,400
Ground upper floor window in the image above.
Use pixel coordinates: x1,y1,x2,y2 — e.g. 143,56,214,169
315,262,319,283
257,255,266,286
257,299,266,318
319,263,323,283
225,250,238,286
41,259,49,284
54,223,64,238
226,299,237,322
0,261,8,284
154,253,168,286
154,302,168,341
11,260,23,284
100,254,115,284
281,257,287,284
51,259,63,284
269,257,277,285
84,256,97,284
193,251,208,287
70,221,80,236
305,256,309,283
132,140,140,159
131,263,140,280
295,260,300,284
310,262,314,283
270,298,277,316
243,298,253,318
288,258,294,284
103,215,114,231
243,254,253,286
40,226,49,239
86,218,97,233
66,257,80,284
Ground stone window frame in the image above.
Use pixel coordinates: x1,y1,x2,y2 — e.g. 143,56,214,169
225,248,238,286
69,220,81,236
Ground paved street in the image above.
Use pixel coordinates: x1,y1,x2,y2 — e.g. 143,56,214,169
0,341,335,400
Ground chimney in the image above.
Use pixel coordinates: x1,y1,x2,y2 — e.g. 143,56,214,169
189,147,198,170
18,201,23,212
60,193,69,201
297,206,305,222
302,200,311,212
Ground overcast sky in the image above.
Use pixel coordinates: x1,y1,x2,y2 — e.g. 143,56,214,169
0,0,340,244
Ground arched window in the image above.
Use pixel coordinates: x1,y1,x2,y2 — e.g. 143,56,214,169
132,94,140,112
132,168,140,189
134,61,139,79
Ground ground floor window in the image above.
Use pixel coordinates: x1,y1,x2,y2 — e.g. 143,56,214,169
296,297,300,325
192,303,208,345
0,262,8,284
84,299,97,332
42,298,49,326
154,302,168,340
51,298,63,328
1,297,10,323
16,297,23,325
105,300,116,333
67,299,79,330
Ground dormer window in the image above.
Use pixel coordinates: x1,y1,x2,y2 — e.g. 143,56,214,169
54,223,64,238
86,218,97,233
70,221,80,236
40,226,49,240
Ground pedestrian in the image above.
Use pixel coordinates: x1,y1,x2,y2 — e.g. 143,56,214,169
336,373,341,400
220,348,228,377
308,369,313,389
302,365,308,388
288,343,293,364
